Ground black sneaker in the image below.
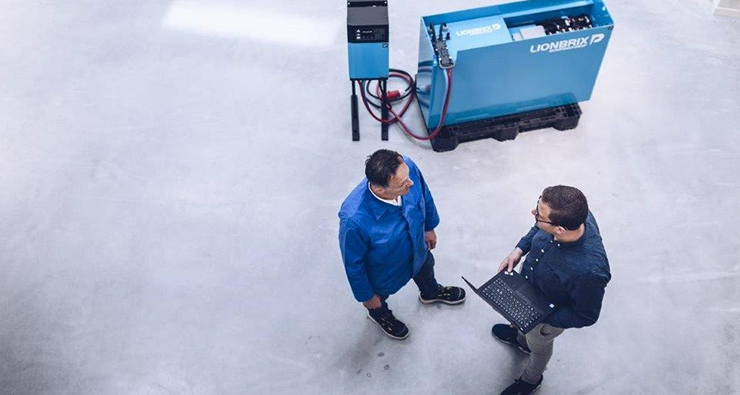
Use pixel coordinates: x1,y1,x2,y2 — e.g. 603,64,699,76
419,285,466,305
492,324,531,354
366,309,409,340
500,376,543,395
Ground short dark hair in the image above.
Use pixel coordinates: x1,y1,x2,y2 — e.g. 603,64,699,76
365,149,403,187
541,185,589,230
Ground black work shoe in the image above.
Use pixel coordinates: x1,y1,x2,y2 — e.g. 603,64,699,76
500,376,543,395
366,309,409,340
492,324,531,354
419,285,466,305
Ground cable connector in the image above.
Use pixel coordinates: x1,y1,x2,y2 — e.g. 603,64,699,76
434,40,454,69
387,90,401,100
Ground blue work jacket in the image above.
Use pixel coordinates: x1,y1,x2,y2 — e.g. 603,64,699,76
338,157,440,302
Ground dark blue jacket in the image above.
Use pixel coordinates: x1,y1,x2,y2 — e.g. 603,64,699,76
516,212,611,329
338,157,440,302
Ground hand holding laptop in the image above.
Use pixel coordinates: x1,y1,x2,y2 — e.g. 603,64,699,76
498,247,524,273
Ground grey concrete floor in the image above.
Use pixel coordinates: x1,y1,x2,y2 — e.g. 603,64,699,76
1,0,739,394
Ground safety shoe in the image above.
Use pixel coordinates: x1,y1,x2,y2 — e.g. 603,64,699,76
500,376,543,395
492,324,531,354
419,285,466,305
366,309,409,340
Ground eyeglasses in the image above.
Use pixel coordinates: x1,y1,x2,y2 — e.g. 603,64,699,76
534,196,556,226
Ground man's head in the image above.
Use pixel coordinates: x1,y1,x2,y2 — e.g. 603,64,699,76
532,185,589,236
365,149,414,199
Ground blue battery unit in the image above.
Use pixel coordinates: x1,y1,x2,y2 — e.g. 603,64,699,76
417,0,614,129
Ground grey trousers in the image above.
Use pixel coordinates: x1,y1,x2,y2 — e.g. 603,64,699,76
516,323,565,384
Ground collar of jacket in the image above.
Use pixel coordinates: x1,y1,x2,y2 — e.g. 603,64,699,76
551,222,590,248
364,185,401,220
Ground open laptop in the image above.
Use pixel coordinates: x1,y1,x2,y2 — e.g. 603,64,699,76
462,270,556,334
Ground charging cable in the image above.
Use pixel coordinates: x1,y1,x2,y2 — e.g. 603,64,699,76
359,68,453,141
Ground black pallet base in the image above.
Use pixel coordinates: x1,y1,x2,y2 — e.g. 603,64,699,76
427,103,582,152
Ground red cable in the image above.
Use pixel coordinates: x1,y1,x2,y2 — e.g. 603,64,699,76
359,81,394,124
376,73,415,121
359,73,414,124
389,68,452,141
359,68,453,141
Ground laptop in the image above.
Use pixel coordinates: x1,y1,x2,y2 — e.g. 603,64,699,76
462,270,556,334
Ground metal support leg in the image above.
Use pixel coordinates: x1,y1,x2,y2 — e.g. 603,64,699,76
380,79,389,141
351,81,360,141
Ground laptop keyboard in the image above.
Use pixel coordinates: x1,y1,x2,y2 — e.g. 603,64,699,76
481,278,542,330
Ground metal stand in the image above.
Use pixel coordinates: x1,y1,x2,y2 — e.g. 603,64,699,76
351,81,360,141
380,79,389,141
350,79,389,141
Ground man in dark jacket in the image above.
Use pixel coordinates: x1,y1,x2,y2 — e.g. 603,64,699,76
338,150,465,340
492,185,611,395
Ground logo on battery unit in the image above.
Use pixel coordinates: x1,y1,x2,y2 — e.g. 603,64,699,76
456,23,502,36
529,33,605,53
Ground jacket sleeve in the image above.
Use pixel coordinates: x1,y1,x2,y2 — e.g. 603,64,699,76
338,218,375,303
546,272,609,329
413,162,440,231
516,226,539,255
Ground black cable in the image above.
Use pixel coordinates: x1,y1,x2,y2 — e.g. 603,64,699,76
364,81,413,107
358,69,417,126
362,82,383,109
390,68,414,93
365,78,413,102
362,69,415,109
358,66,454,141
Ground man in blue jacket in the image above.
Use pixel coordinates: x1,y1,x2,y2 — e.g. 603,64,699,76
338,149,465,340
492,185,611,395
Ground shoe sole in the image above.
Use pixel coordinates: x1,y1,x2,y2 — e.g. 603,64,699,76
418,293,467,305
366,313,409,340
492,331,531,355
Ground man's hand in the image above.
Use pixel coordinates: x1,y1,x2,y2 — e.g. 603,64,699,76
498,247,524,273
425,230,437,250
363,294,382,310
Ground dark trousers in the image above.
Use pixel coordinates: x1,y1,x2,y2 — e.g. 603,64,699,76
368,252,439,319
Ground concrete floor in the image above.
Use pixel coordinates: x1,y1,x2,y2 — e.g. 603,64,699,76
1,0,739,394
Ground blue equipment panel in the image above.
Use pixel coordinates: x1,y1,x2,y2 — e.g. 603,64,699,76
348,42,390,80
347,1,390,80
416,0,614,129
445,16,512,60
